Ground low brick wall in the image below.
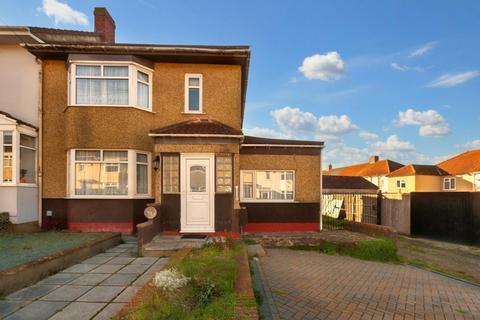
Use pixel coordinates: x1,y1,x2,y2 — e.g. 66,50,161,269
345,221,397,242
234,246,259,320
137,203,162,256
0,233,121,296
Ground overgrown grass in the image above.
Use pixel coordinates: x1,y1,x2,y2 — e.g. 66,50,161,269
120,242,239,320
403,258,479,284
291,239,399,262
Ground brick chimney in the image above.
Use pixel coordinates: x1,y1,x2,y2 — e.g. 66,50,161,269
328,164,333,171
369,155,379,164
94,7,115,43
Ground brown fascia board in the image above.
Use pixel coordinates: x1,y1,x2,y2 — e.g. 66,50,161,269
23,42,250,124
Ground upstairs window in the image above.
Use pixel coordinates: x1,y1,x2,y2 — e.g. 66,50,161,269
70,63,153,110
185,74,202,113
443,177,456,190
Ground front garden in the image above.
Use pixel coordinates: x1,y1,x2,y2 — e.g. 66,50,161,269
118,241,251,320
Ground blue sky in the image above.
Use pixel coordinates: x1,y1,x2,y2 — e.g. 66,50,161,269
1,0,479,167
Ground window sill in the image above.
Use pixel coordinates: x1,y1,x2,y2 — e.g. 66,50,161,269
240,200,297,203
67,105,155,114
65,195,154,199
0,183,38,188
181,111,205,115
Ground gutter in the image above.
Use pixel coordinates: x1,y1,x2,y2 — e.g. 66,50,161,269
241,144,324,148
37,59,43,229
148,133,244,138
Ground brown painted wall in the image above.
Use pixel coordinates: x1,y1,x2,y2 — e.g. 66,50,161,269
241,202,320,223
161,194,180,231
215,194,234,231
239,154,321,202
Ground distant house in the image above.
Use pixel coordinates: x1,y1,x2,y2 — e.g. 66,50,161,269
384,150,480,193
324,155,403,193
322,175,378,193
386,164,448,193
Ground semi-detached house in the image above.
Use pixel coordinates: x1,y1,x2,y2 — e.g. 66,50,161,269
16,8,324,235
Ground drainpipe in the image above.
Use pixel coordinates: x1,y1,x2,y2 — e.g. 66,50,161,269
36,59,43,229
319,148,323,231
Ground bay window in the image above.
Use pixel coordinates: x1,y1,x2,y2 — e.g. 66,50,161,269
69,149,151,198
70,62,152,110
0,129,37,185
240,170,295,202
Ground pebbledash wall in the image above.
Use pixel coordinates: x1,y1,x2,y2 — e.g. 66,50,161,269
239,149,322,232
41,60,243,233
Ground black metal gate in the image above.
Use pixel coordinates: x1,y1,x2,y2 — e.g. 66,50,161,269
321,192,379,230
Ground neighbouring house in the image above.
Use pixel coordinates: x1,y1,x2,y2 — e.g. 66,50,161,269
0,9,135,228
437,149,480,192
20,8,323,235
385,164,449,193
324,155,403,193
321,175,379,224
383,150,480,193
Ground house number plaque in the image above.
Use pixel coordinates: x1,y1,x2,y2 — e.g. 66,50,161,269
144,206,157,220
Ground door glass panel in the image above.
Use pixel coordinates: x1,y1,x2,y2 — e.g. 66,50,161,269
190,165,206,192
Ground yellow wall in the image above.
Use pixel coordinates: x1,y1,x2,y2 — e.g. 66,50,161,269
239,154,320,202
386,175,416,193
415,175,442,192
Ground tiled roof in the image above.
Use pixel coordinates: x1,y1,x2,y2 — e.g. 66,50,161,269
437,149,480,174
150,119,243,136
323,175,378,190
325,159,403,177
387,164,448,177
242,136,324,146
0,110,37,129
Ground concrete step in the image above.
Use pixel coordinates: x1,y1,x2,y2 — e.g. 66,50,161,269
142,236,207,257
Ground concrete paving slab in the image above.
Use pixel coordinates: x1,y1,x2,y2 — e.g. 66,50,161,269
81,256,114,265
40,285,93,301
70,273,111,286
113,286,140,303
36,272,82,285
6,284,59,301
131,273,152,287
248,244,266,257
4,301,68,320
95,252,120,257
88,264,124,274
116,243,137,249
117,251,137,257
105,257,135,265
77,286,125,303
117,264,150,274
0,301,26,318
48,302,106,320
62,263,99,273
101,273,138,286
92,302,124,320
105,248,128,253
130,257,158,265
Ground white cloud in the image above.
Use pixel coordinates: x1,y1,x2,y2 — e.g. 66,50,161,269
323,142,370,168
271,107,317,136
41,0,88,26
457,140,480,149
244,127,289,139
298,52,345,81
371,135,415,152
427,71,480,88
358,131,379,140
391,63,423,72
409,41,437,58
396,108,450,137
270,107,358,141
317,115,357,135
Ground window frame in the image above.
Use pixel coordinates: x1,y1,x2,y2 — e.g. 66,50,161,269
68,61,153,111
396,179,406,189
0,125,37,187
67,149,151,199
184,73,203,113
240,170,295,203
162,154,180,194
443,177,456,191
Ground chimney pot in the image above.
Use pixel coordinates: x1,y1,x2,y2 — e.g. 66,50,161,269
328,164,333,171
369,155,379,163
94,7,115,43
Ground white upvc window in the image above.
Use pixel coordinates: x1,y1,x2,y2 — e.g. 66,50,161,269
396,179,406,189
0,127,37,186
184,74,203,113
240,170,295,202
443,177,456,191
68,149,151,198
474,173,480,191
69,62,153,111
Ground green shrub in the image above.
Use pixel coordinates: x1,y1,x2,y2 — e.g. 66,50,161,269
346,239,398,262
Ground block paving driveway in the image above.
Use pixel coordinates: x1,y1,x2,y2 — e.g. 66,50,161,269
0,238,167,320
256,249,480,319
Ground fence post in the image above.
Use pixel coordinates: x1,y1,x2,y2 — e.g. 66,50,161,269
377,190,382,225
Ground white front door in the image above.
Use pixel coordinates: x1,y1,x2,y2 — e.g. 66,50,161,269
180,154,215,232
